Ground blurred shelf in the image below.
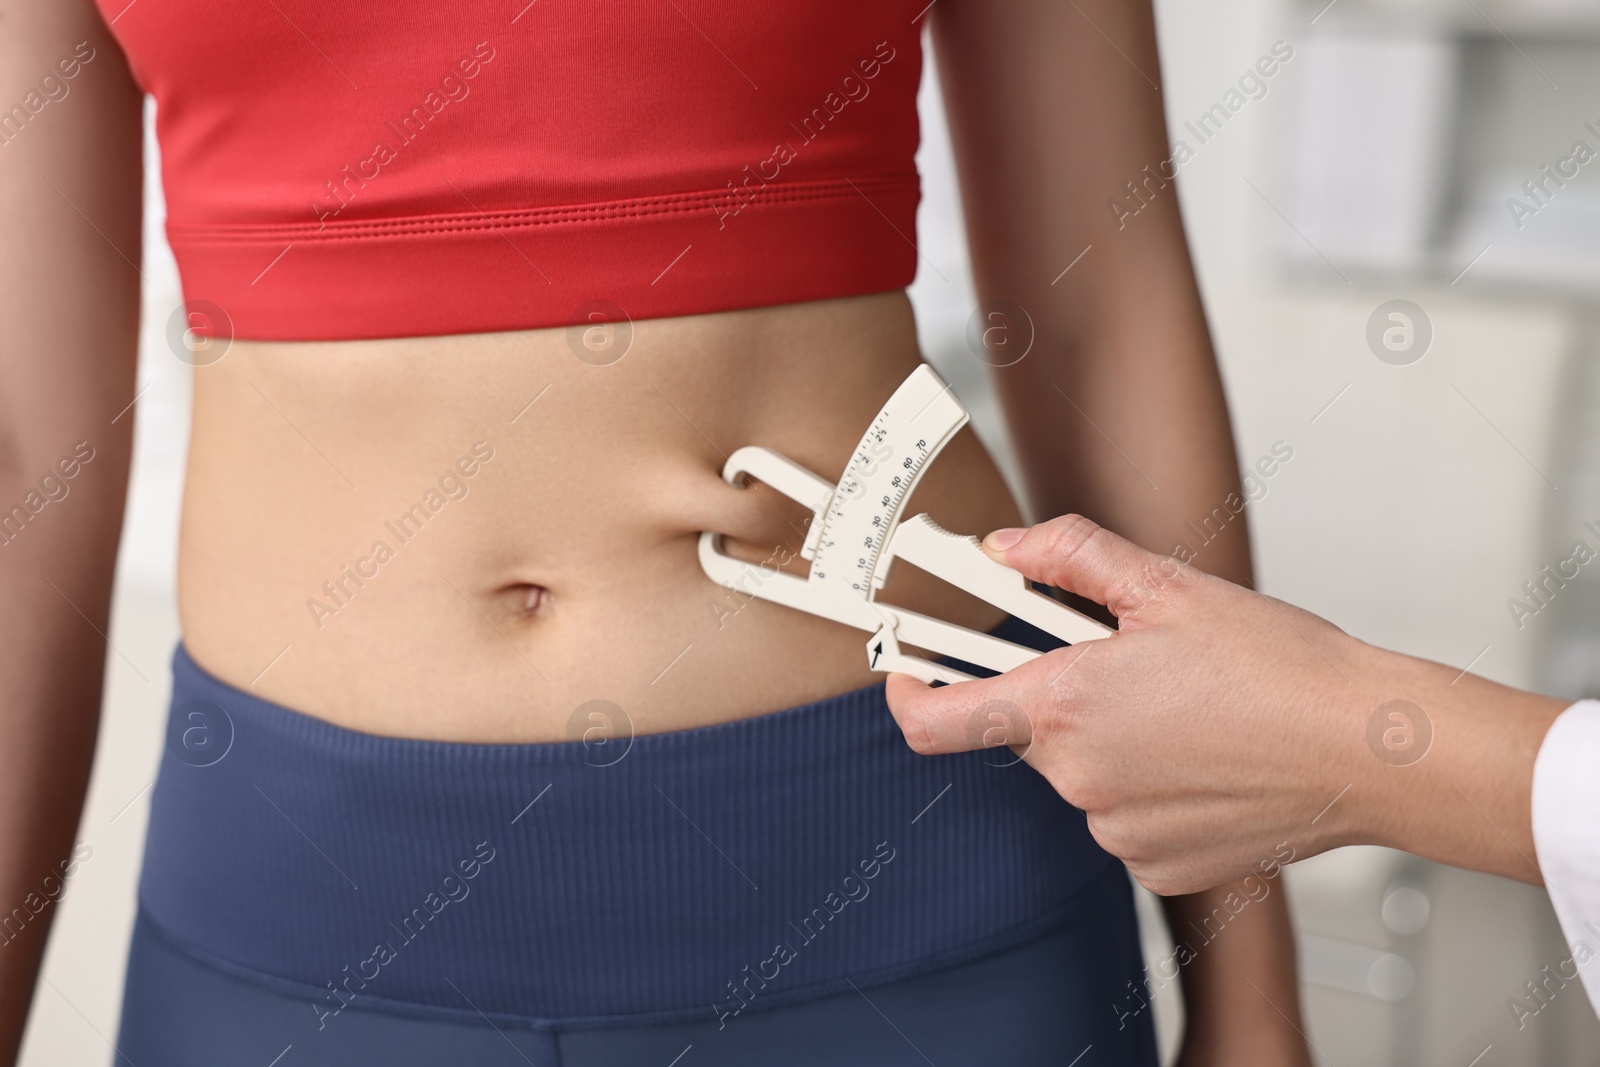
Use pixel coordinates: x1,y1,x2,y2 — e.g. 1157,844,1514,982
1306,0,1600,42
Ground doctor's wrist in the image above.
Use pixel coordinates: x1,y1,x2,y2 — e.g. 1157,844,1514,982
1326,639,1563,884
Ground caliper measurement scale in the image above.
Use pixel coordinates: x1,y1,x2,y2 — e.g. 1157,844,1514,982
812,372,962,597
699,365,1111,684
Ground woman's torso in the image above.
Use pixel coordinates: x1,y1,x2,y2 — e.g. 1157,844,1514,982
180,293,1023,741
99,0,1025,739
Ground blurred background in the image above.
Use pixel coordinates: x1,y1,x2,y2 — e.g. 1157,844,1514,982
23,0,1600,1062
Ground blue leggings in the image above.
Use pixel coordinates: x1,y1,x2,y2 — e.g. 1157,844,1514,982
119,629,1156,1066
120,861,1155,1066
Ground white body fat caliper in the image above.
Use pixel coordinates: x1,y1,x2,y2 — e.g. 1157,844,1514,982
698,365,1112,685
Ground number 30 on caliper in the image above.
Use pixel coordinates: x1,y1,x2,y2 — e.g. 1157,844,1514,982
697,365,1111,685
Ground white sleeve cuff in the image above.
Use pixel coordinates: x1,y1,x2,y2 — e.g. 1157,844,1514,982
1531,699,1600,1020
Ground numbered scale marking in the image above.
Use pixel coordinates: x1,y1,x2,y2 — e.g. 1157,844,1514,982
810,369,967,597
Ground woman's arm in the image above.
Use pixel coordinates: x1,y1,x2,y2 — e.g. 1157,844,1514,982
0,0,141,1058
930,1,1310,1062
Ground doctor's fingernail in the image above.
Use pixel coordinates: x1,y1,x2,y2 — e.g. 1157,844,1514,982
985,528,1026,551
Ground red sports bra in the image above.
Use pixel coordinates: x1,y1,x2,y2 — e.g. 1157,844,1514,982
100,1,925,341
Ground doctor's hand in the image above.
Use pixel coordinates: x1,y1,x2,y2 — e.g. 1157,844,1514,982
883,515,1563,894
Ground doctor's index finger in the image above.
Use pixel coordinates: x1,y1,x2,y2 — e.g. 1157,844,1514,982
983,515,1176,622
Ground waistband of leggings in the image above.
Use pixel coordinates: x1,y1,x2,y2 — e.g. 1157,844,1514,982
140,621,1112,1026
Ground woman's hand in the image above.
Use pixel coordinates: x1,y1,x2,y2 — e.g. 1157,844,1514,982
884,514,1564,893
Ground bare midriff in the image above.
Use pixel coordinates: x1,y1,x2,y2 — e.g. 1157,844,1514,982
179,291,1022,742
